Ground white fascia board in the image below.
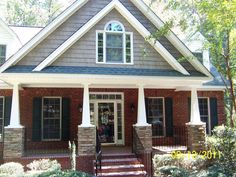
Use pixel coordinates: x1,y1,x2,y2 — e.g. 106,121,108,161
131,0,212,78
33,0,117,71
33,0,189,75
0,0,88,73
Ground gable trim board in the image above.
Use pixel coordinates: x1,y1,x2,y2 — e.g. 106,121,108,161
130,0,212,78
33,0,189,75
0,0,89,73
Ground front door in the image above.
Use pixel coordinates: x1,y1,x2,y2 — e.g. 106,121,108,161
89,93,124,145
97,103,115,144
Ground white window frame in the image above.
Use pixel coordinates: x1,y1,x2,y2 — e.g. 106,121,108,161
96,21,133,65
42,97,62,141
0,96,4,142
147,97,166,137
198,97,211,134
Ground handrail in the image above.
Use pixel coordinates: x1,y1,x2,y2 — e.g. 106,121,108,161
95,128,102,176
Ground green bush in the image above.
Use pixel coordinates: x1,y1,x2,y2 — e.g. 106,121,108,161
27,159,61,172
38,170,92,177
206,125,236,175
158,166,190,177
0,162,24,177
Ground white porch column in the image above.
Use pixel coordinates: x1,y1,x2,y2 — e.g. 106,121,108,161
190,87,202,124
8,83,22,128
136,85,149,126
80,83,93,127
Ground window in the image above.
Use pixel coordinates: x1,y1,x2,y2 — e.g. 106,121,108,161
42,97,61,140
199,98,210,134
0,97,3,141
0,45,6,64
96,21,133,64
147,98,165,136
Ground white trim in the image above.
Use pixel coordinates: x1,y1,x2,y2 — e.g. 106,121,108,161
0,96,4,142
104,20,125,31
32,0,189,75
198,97,211,134
89,92,124,145
96,29,134,65
42,97,62,141
0,0,89,73
130,0,212,78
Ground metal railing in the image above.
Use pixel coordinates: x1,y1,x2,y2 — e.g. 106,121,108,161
95,128,102,176
152,126,187,148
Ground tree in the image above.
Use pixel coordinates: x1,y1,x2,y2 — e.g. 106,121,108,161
149,0,236,127
6,0,71,26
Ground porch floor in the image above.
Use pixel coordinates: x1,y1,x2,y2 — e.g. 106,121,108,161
153,145,187,154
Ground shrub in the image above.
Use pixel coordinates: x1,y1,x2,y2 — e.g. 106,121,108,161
38,170,92,177
206,125,236,175
158,166,190,177
27,159,61,172
0,162,24,177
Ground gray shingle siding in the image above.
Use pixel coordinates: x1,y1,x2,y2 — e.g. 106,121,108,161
17,0,197,73
52,9,173,70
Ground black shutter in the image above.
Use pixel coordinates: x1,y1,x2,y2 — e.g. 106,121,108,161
62,98,70,141
188,97,191,122
4,96,12,126
145,98,149,123
165,98,173,137
32,97,42,142
210,97,218,131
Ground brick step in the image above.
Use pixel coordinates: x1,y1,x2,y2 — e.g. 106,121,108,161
95,164,144,173
100,158,141,166
102,153,136,159
97,170,147,177
94,153,147,177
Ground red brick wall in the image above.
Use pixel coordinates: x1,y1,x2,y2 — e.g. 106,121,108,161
0,88,226,151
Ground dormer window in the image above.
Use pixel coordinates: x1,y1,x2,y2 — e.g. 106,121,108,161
0,45,6,65
96,21,133,64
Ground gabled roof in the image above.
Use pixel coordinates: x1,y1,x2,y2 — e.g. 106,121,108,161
0,0,211,78
0,18,22,45
33,0,189,75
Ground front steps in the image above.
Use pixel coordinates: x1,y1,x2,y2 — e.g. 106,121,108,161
94,153,147,177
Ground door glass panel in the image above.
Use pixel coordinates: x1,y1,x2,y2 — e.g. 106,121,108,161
98,103,114,143
90,103,95,125
117,103,122,140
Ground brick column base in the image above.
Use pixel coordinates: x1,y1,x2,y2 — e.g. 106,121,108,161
186,123,206,151
77,126,96,155
133,125,152,154
3,127,25,158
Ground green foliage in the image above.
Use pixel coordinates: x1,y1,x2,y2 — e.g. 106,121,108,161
6,0,66,26
38,170,92,177
206,125,236,175
0,162,24,177
27,159,61,172
158,166,190,177
153,153,207,176
151,0,236,126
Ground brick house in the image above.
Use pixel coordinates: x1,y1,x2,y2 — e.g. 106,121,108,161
0,0,225,175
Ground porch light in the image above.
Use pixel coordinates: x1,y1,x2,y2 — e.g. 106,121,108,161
130,103,135,112
78,104,83,113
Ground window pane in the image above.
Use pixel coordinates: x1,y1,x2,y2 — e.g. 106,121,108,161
126,34,131,63
0,45,6,64
106,34,123,63
147,98,164,136
97,33,104,62
198,98,209,134
43,98,61,140
106,22,123,31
